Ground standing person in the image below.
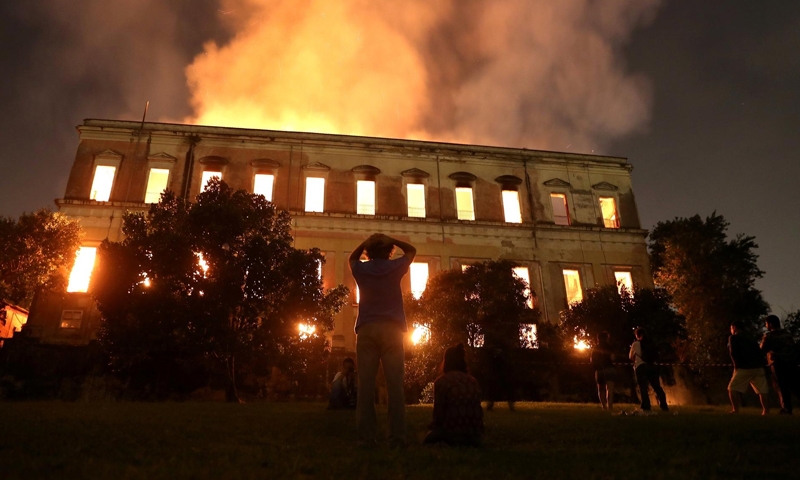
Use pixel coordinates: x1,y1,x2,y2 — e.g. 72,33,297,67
349,233,416,447
591,331,616,410
629,327,669,412
727,321,769,415
328,357,357,410
761,315,800,414
424,344,484,446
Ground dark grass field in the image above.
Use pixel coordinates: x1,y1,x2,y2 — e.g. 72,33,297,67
1,401,799,479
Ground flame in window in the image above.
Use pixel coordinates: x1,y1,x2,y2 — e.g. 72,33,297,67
513,266,533,308
455,187,475,220
502,190,522,223
298,323,316,339
562,269,583,306
550,193,570,226
67,247,97,293
357,180,376,215
90,165,116,202
406,184,426,218
305,177,325,212
599,197,619,228
201,171,221,191
614,271,633,295
253,173,275,201
144,168,170,203
410,262,429,299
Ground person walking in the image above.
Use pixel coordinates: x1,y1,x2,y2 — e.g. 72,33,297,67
591,331,616,410
349,233,416,447
761,314,800,414
629,327,668,412
727,321,769,415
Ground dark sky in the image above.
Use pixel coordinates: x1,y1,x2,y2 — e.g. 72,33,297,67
1,1,797,314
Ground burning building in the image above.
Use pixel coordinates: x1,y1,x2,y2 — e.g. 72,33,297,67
23,119,651,352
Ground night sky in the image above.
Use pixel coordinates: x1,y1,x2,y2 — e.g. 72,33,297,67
1,1,797,314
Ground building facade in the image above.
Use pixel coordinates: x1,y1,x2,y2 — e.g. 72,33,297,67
24,119,652,352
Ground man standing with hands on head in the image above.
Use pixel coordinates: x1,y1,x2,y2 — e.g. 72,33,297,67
349,233,416,447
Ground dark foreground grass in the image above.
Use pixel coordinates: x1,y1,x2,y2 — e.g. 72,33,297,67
1,401,799,480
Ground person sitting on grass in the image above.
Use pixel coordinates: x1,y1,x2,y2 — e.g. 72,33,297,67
727,321,769,415
591,331,616,410
328,357,357,410
424,344,484,446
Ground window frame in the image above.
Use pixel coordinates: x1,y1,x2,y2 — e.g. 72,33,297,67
304,176,326,213
549,192,571,226
356,179,376,215
406,183,427,218
562,268,584,308
598,196,620,229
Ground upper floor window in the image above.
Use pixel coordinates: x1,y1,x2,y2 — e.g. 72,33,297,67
455,187,475,221
357,180,376,215
410,262,429,299
60,310,83,329
550,193,570,226
562,269,583,307
67,246,97,293
599,197,619,228
201,171,221,192
144,168,170,204
502,190,522,223
614,271,633,295
407,184,426,218
520,324,538,349
513,266,533,308
253,174,274,201
305,177,325,212
90,165,116,202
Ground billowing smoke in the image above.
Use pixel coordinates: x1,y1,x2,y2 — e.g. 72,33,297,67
187,0,661,151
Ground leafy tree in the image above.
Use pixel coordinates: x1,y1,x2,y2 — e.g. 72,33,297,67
404,260,540,396
559,285,686,361
92,180,348,401
649,213,768,363
0,209,82,309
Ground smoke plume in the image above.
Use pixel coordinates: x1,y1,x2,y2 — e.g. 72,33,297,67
187,0,661,151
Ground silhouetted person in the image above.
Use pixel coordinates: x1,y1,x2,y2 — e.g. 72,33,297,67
424,344,484,446
591,331,616,410
761,314,800,414
727,321,769,415
349,233,416,447
483,344,516,411
629,327,668,412
328,357,357,410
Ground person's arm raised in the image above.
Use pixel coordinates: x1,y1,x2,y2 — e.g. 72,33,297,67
348,235,379,269
381,235,416,262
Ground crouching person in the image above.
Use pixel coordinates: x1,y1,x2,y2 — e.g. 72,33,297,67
328,357,357,410
424,344,484,446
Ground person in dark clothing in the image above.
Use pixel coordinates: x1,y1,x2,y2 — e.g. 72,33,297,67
628,327,668,412
424,344,484,446
328,357,357,410
761,315,800,414
727,321,769,415
591,331,616,410
483,345,516,411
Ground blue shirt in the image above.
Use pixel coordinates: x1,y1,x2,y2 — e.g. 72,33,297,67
351,255,413,333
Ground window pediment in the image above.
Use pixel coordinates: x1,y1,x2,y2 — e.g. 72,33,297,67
198,156,228,167
95,150,123,167
251,158,281,168
592,181,618,191
352,165,381,176
147,152,177,164
401,168,430,180
543,178,571,188
495,175,523,189
448,171,477,184
303,162,330,172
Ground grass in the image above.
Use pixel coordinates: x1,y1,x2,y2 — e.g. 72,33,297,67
1,401,799,479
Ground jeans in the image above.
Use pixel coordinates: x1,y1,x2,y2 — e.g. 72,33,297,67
635,363,668,411
356,320,406,444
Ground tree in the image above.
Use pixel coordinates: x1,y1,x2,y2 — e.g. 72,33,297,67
0,209,82,309
649,213,768,363
92,180,348,401
559,285,685,361
404,260,540,397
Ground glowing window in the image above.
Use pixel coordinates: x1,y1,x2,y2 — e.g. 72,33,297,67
60,310,83,329
513,266,533,308
411,324,431,345
502,190,522,223
90,165,116,201
550,193,570,226
67,247,97,293
615,271,633,295
253,174,274,201
599,197,619,228
455,187,475,221
562,269,583,307
201,171,221,191
410,262,429,299
144,168,170,204
520,324,538,349
357,180,376,215
407,184,426,218
305,177,325,212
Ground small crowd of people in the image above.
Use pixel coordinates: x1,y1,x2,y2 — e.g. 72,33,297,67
330,233,798,447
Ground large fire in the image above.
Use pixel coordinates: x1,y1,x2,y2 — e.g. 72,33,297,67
185,0,660,151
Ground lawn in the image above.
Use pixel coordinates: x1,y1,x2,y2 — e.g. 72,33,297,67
1,401,798,479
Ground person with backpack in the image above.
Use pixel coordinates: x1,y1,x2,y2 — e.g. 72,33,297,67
629,327,668,412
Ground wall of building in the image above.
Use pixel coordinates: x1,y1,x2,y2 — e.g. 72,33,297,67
26,120,652,353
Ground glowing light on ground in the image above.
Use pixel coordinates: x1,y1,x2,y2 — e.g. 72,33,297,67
573,335,590,350
410,324,431,345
